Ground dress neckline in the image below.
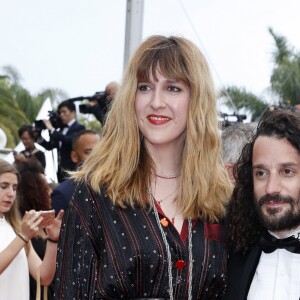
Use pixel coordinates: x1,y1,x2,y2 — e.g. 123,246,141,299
0,215,6,224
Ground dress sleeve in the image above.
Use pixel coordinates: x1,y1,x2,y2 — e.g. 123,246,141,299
54,199,100,299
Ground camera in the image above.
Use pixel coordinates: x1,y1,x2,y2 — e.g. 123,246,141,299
219,112,247,128
77,91,110,124
34,111,63,133
78,91,108,114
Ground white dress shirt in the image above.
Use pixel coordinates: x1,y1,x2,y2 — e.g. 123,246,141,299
248,229,300,300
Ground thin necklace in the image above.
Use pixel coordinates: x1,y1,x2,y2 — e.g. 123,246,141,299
153,173,180,180
148,187,193,300
154,188,177,204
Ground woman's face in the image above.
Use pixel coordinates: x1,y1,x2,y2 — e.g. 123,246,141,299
135,69,190,150
21,131,35,149
0,172,18,217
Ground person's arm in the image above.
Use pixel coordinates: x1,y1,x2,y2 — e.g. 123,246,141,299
0,211,42,274
34,151,46,170
27,210,64,286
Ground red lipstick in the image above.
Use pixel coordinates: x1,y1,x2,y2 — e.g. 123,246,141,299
147,114,171,125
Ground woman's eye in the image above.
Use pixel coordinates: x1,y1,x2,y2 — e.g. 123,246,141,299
137,84,151,92
168,86,181,92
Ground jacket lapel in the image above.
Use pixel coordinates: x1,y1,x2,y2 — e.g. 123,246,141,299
239,243,261,299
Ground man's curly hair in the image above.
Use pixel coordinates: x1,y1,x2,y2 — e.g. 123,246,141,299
228,108,300,254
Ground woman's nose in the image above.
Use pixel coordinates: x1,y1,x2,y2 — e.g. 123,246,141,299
150,88,166,109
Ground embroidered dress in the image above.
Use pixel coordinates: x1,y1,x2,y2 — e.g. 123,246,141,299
54,183,228,299
0,217,29,300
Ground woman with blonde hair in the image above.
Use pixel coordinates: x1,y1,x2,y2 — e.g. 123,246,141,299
0,159,63,300
55,35,232,299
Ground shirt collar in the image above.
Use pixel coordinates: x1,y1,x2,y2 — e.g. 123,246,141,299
269,225,300,240
67,119,76,128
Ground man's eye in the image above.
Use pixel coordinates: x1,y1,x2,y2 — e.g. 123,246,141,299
256,170,265,177
283,169,294,176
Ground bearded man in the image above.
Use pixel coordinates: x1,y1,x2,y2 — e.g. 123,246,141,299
224,109,300,299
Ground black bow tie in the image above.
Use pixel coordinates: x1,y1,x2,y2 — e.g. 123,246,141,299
259,231,300,254
60,124,69,129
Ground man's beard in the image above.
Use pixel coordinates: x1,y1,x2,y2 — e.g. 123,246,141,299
255,193,300,232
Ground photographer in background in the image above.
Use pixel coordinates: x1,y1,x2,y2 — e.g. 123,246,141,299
81,81,119,125
14,125,46,171
37,100,85,182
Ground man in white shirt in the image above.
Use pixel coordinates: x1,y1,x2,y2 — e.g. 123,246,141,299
224,109,300,300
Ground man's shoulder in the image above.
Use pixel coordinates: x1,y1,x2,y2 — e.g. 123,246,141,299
69,121,85,131
52,179,76,197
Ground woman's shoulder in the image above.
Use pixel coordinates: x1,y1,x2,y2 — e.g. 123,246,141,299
71,181,107,206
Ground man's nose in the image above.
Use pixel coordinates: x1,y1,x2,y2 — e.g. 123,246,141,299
265,173,281,195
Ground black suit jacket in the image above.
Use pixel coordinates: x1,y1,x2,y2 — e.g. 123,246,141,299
223,243,262,300
51,179,76,216
39,121,85,172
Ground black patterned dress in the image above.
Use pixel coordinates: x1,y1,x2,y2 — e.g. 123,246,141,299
54,182,228,299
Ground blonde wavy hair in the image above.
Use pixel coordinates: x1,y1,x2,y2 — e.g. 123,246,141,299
74,35,232,221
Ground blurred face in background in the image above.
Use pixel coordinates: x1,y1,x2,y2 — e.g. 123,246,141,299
71,133,100,165
20,131,35,149
0,172,18,217
59,106,76,124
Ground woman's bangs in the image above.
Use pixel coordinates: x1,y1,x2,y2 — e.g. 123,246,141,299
137,47,188,83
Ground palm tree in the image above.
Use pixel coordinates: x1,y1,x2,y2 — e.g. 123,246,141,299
0,78,29,147
220,28,300,120
219,87,268,122
269,28,300,105
0,65,68,147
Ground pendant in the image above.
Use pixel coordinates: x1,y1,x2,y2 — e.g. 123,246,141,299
160,217,169,227
176,259,186,270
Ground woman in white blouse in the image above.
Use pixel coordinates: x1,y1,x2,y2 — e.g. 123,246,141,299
0,159,63,300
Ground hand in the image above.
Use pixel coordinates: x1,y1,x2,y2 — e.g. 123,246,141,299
43,119,54,131
13,153,26,162
44,210,64,241
20,210,43,241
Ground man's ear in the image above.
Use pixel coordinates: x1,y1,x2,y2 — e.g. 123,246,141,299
225,163,235,183
71,150,79,164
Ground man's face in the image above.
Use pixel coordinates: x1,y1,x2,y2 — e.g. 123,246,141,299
59,106,75,124
71,134,100,165
252,136,300,233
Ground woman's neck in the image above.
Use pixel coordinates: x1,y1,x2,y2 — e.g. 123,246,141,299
145,141,183,176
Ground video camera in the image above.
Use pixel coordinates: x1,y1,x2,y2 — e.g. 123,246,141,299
68,91,110,124
34,111,63,133
219,112,247,128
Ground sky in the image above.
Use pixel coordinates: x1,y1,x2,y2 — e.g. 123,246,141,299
1,0,300,112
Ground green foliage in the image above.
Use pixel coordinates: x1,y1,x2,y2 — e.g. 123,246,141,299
220,28,300,119
78,115,102,133
220,87,268,122
269,28,300,105
0,66,68,148
0,79,29,147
